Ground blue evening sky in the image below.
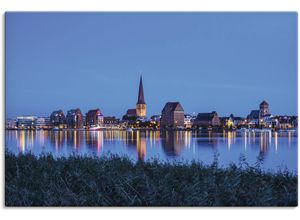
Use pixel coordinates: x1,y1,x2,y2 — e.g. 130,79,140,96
6,12,297,118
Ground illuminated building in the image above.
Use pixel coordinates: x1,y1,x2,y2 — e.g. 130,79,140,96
86,109,104,128
66,108,84,129
36,117,52,130
259,100,269,117
247,110,260,126
5,118,16,129
136,76,146,117
247,100,271,127
184,114,193,128
104,116,118,127
16,116,37,129
160,102,185,128
50,110,66,128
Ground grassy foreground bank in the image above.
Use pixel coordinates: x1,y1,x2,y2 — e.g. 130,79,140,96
5,152,297,206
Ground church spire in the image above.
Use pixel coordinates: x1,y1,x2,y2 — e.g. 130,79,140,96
137,75,146,105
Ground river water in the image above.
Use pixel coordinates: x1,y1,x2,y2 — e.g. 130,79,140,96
5,130,298,173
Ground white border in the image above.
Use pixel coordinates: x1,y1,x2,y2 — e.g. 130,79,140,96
0,1,299,220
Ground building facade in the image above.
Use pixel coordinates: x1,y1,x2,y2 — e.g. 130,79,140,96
104,116,118,127
259,100,269,117
184,114,193,128
66,108,84,129
160,102,185,128
5,118,16,129
36,117,52,129
50,110,66,128
247,100,271,127
85,109,104,128
16,116,37,129
193,111,221,127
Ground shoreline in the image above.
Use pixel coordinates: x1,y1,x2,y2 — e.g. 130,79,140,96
4,128,298,132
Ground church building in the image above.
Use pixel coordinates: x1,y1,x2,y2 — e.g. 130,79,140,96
136,76,146,117
125,76,147,118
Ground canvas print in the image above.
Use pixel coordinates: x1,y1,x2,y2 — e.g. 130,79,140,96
5,12,297,206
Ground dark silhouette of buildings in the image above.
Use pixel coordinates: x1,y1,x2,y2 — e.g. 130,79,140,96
160,102,185,128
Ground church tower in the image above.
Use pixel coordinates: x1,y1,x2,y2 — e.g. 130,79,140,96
259,100,269,117
136,76,146,117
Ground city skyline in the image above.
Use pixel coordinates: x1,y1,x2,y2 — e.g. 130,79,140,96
6,12,297,118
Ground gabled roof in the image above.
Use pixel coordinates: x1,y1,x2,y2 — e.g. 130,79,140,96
195,111,218,121
162,102,184,113
233,117,245,120
126,108,137,116
86,108,103,116
260,100,269,106
248,110,260,119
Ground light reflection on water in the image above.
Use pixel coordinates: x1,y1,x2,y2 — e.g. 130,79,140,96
5,130,298,172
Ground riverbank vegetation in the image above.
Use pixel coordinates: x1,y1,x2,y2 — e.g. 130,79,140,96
5,152,297,206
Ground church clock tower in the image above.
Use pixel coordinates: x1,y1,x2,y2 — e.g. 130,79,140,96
136,76,146,117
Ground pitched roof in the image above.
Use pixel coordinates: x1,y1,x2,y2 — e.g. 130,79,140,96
137,76,146,104
248,110,260,119
260,100,269,106
162,102,184,113
233,117,244,120
126,108,137,116
86,109,103,116
195,112,217,121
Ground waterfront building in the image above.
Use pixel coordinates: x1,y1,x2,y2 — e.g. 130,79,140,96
36,117,52,130
124,76,147,120
16,116,37,129
150,115,161,128
193,111,221,127
184,114,193,128
273,115,298,129
136,76,146,117
160,102,185,128
220,114,247,128
5,118,16,129
150,115,161,123
50,110,66,128
86,109,104,128
104,116,118,127
232,116,247,127
66,108,84,129
247,100,271,127
220,115,234,128
261,114,278,128
247,110,260,126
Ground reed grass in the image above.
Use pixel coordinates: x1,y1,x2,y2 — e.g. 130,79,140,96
5,152,297,206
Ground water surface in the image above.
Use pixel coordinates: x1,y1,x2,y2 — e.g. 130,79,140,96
5,130,298,173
